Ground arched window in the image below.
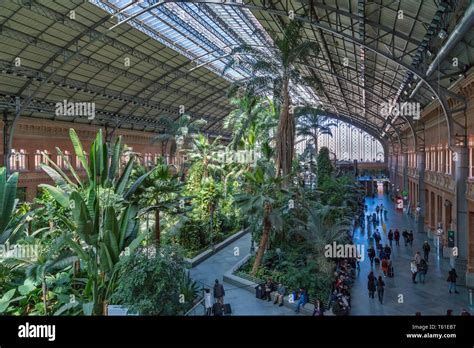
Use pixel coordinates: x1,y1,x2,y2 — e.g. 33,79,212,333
296,119,384,162
10,149,27,171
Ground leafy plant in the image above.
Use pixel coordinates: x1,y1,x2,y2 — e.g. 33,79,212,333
0,167,20,243
111,245,198,315
224,21,321,178
234,165,287,275
30,129,150,315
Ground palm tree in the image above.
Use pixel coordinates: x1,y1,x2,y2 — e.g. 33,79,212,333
224,21,321,178
295,106,336,157
132,159,184,246
188,134,224,178
151,114,207,158
234,165,286,276
224,93,276,151
292,204,351,253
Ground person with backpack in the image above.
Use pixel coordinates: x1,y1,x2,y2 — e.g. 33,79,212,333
367,246,376,267
402,230,408,246
418,259,428,284
213,279,225,304
448,268,459,294
394,229,400,246
422,241,431,262
368,272,376,299
388,229,394,247
376,276,385,304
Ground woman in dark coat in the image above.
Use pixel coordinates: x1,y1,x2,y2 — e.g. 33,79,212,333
368,271,376,299
377,276,385,304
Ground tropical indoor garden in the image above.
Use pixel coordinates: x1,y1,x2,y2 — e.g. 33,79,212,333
0,20,364,316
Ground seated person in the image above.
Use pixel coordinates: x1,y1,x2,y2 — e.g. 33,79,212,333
273,283,286,307
263,278,274,302
294,288,307,313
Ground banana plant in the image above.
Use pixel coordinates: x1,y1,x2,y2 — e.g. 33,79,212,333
34,128,150,315
0,167,19,244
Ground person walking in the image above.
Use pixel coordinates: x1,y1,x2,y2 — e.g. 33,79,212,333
394,229,400,246
376,276,385,304
388,229,394,247
368,272,376,299
367,245,376,267
381,258,389,277
448,268,459,294
213,279,225,304
402,230,408,246
408,230,414,246
422,241,431,262
414,251,421,266
204,289,213,316
418,259,428,284
410,260,418,284
384,244,391,259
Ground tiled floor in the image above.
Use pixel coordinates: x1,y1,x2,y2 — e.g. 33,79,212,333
350,192,469,315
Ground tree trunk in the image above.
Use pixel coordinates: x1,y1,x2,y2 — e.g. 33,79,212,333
275,76,294,178
314,134,319,158
42,276,48,315
203,157,209,178
250,210,271,276
155,207,161,246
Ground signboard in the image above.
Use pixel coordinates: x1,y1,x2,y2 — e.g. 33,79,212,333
448,230,455,248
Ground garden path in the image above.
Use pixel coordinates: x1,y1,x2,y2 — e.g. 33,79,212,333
189,232,300,315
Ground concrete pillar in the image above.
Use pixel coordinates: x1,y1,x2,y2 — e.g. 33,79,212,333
402,153,408,193
417,150,426,234
393,153,398,190
454,146,468,284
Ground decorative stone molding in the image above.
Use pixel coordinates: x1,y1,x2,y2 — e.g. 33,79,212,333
466,180,474,202
425,171,455,193
407,167,419,179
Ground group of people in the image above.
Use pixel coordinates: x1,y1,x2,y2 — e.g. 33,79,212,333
410,250,429,284
328,258,356,315
367,271,385,304
204,279,226,316
259,278,287,307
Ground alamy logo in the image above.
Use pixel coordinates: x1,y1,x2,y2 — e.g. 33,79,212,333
55,99,95,120
380,101,420,120
18,323,56,341
324,242,365,261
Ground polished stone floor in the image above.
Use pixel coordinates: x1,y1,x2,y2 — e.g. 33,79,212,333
350,191,469,315
190,190,470,315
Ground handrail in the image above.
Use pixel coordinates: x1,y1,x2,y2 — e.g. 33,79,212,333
184,297,205,316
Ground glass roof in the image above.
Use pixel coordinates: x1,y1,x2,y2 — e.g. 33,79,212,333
91,0,321,104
